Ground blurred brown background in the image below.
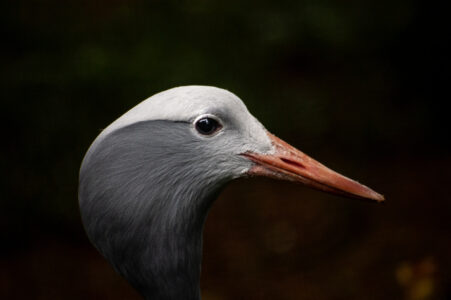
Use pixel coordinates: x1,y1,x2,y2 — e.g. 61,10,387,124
2,0,450,299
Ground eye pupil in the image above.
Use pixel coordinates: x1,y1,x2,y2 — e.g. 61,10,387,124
195,117,220,135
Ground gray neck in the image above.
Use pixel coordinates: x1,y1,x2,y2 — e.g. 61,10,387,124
79,121,230,300
116,191,216,300
118,190,217,300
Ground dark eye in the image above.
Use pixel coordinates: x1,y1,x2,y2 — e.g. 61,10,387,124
195,117,221,135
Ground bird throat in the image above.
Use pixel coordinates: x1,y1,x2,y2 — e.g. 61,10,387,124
108,187,222,300
79,121,229,300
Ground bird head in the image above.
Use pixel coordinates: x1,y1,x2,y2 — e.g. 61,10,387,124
78,85,383,298
88,85,383,202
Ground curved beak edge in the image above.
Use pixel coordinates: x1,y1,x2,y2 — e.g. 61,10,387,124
242,133,385,202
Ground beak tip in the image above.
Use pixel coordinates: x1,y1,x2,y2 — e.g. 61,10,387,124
370,191,385,202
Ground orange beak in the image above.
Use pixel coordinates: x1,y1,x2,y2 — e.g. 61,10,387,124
242,133,384,202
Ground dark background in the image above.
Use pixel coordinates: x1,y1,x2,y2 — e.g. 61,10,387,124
2,0,450,299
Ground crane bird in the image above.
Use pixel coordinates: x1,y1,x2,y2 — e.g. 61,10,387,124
79,86,384,300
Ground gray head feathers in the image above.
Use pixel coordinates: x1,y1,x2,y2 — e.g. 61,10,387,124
79,86,274,299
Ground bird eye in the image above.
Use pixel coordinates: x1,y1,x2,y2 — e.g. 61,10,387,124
195,117,221,135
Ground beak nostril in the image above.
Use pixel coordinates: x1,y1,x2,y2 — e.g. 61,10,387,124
280,157,305,169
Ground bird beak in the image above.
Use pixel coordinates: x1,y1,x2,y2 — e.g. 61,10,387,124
242,133,384,202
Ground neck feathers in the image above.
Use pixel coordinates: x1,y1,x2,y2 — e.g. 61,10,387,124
79,121,225,299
